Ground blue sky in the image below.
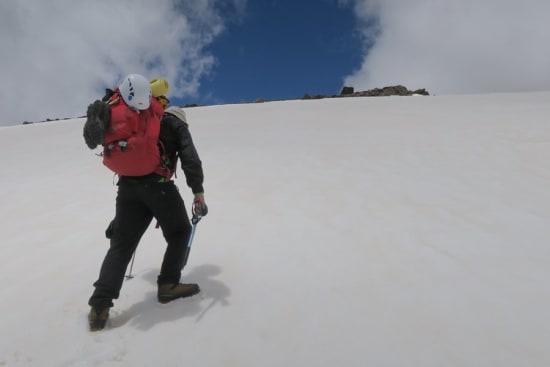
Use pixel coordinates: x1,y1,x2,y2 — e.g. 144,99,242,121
192,1,364,105
1,0,550,125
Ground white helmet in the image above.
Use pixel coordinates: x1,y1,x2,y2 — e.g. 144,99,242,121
118,74,151,110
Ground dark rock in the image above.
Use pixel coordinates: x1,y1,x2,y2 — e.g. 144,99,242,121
413,88,430,96
340,86,354,95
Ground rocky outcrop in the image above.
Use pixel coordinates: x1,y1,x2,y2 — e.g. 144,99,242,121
339,85,429,97
299,85,430,101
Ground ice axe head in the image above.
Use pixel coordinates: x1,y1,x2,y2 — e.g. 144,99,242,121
192,202,207,224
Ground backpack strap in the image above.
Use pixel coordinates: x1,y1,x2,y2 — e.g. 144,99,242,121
153,139,174,180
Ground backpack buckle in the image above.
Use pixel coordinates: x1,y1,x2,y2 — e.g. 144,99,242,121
105,142,115,156
118,140,128,152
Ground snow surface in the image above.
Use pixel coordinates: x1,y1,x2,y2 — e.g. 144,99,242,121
1,93,550,366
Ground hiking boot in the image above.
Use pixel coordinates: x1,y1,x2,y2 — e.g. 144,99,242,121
88,307,110,331
157,283,200,304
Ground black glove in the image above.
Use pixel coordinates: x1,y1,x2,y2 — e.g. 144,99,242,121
194,200,208,216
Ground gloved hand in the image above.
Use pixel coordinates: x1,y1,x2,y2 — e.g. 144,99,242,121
193,194,208,216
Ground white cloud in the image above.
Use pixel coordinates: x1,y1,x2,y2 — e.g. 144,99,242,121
343,0,550,95
0,0,246,125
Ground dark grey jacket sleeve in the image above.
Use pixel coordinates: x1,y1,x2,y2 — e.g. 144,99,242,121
161,113,204,194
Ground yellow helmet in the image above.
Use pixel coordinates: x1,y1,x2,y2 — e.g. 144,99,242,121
150,78,170,98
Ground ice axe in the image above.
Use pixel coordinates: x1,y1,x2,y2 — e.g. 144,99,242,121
182,202,207,267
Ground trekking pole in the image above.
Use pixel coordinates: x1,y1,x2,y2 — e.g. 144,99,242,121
182,204,205,267
125,251,136,279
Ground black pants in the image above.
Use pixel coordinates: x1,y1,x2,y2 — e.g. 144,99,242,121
89,178,191,308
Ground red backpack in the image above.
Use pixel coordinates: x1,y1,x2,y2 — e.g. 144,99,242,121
102,92,168,178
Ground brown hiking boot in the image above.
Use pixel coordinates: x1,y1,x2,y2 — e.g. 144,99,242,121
88,307,110,331
157,283,200,304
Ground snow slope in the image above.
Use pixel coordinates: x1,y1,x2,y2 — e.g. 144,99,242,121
1,93,549,366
